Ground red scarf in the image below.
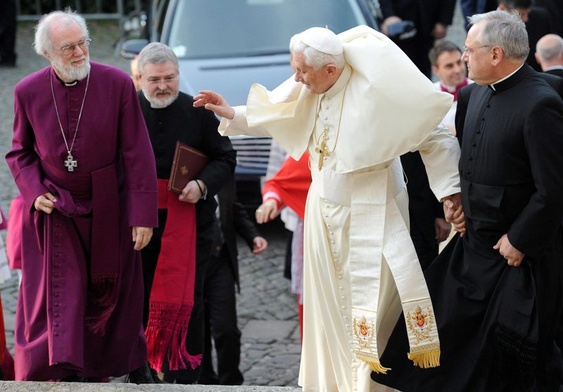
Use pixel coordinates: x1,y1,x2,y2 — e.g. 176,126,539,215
440,78,468,102
145,179,200,372
262,152,311,220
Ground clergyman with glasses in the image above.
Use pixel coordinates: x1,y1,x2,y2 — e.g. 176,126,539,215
5,8,159,382
135,42,236,384
373,10,563,391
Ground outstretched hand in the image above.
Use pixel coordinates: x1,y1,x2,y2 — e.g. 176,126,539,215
193,90,235,120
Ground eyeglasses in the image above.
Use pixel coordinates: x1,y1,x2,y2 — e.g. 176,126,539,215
146,75,179,85
463,45,491,56
58,38,91,56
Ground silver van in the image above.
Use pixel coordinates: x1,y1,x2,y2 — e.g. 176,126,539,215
122,0,380,207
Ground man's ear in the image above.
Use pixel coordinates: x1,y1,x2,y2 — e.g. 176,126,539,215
491,46,503,66
326,64,337,76
534,52,541,66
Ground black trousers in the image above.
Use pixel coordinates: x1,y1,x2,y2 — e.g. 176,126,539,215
199,245,243,385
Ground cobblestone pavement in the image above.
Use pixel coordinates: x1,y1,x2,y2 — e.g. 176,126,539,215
0,5,466,387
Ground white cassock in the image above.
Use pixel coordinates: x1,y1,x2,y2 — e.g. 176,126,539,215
219,26,461,392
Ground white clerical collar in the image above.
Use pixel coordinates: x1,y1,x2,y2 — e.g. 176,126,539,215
489,64,523,91
323,64,352,99
53,68,80,87
545,65,563,72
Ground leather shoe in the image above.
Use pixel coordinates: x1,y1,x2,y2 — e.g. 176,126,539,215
124,363,154,384
61,374,88,382
150,367,165,383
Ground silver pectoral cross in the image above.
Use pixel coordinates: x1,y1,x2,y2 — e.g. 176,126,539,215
64,152,77,172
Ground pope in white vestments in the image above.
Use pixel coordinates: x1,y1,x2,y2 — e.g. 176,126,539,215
195,25,464,392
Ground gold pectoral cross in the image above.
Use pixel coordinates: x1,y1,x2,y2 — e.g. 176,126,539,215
315,137,329,170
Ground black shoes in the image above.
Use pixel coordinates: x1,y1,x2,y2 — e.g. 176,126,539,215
124,363,154,384
124,363,164,384
61,374,88,382
150,367,165,383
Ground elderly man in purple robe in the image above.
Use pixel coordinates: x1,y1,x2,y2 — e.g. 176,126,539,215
5,8,158,382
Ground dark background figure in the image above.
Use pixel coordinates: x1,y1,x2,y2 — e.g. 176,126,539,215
378,1,456,269
136,43,236,384
497,0,556,71
400,152,451,269
535,0,563,36
379,0,457,78
460,0,498,30
199,179,267,385
263,140,298,308
0,0,17,67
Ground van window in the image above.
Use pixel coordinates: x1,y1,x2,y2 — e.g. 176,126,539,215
166,0,366,59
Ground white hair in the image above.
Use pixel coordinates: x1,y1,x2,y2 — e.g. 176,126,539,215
34,8,89,57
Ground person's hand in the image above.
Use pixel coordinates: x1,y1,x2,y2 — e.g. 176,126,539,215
193,90,235,120
381,16,402,36
434,217,452,243
443,192,466,237
432,23,447,39
34,192,57,214
255,199,279,224
132,226,153,251
252,236,268,254
179,180,205,204
493,234,525,267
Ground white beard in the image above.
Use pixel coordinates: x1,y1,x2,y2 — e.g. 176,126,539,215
52,55,91,82
142,88,179,109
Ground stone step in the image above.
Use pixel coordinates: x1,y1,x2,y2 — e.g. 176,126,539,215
0,381,300,392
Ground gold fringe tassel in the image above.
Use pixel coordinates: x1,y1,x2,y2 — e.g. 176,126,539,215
407,348,441,369
356,352,391,374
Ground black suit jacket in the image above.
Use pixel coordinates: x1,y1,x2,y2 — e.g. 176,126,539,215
536,0,563,35
217,179,261,289
400,152,444,268
526,7,556,71
540,71,563,96
546,68,563,78
379,0,456,76
456,65,563,255
374,64,563,392
139,91,237,230
379,0,456,37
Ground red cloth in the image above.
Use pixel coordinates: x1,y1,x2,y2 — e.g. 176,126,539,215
0,209,6,231
145,179,200,372
262,152,311,219
440,78,469,102
1,346,14,380
6,195,23,270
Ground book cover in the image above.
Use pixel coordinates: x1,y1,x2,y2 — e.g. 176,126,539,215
168,141,209,194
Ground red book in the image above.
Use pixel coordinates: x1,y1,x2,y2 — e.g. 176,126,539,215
168,141,209,193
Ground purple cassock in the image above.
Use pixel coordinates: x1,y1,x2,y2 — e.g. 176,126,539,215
5,61,158,381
